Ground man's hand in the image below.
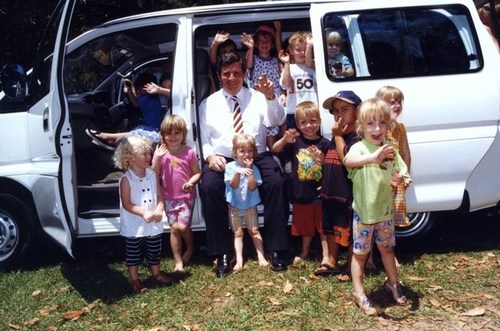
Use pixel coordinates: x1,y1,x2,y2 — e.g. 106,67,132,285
207,154,227,172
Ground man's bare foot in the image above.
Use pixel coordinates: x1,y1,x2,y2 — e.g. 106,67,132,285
233,263,243,271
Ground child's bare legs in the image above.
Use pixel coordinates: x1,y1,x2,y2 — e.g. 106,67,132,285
366,245,377,270
233,228,244,271
337,244,353,281
149,264,161,278
294,235,312,264
319,232,330,266
128,265,147,293
326,234,339,267
378,244,406,304
351,252,368,298
170,222,190,272
149,263,172,285
351,252,377,314
128,265,140,282
181,227,193,265
248,227,268,267
97,132,128,144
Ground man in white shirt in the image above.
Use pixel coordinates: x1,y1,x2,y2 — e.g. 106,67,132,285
199,53,289,277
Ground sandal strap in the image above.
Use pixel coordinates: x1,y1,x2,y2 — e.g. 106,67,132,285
384,280,407,304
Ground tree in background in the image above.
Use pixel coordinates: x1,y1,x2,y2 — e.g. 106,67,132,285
0,0,254,71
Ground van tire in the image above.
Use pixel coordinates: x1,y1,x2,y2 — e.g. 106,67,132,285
0,194,34,270
395,211,437,248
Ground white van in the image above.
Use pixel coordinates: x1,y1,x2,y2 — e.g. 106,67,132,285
0,0,498,269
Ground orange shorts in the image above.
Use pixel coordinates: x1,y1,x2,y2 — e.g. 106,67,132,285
291,203,323,237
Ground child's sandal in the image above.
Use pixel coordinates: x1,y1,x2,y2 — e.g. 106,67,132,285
131,279,147,294
383,280,407,305
353,293,377,316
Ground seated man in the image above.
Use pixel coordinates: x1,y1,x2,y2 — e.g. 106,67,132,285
199,53,290,277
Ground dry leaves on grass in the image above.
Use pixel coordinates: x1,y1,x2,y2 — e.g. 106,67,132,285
268,296,282,306
460,307,486,317
283,280,293,294
62,299,100,321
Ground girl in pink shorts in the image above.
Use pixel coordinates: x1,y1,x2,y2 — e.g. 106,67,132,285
152,114,201,273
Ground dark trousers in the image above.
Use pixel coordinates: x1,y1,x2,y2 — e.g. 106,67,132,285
200,152,289,257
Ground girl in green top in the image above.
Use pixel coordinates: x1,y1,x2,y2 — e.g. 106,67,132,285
344,98,412,315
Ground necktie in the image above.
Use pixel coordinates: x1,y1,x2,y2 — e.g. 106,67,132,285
232,95,243,134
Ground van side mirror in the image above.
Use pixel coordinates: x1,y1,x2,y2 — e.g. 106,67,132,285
1,64,28,98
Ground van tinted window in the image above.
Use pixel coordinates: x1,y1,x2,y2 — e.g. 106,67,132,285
64,24,177,95
323,5,480,80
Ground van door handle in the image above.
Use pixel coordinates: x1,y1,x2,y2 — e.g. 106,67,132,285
43,107,49,132
192,123,197,141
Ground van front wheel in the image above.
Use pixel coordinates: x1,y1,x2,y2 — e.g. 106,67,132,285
395,211,437,247
0,194,33,270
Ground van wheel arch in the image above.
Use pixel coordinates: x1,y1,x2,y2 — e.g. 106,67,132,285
396,191,471,248
0,192,37,270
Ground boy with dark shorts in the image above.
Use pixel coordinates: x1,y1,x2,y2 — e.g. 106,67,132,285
317,90,361,278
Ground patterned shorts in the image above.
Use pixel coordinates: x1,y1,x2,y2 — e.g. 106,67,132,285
165,199,194,227
228,205,259,231
352,212,395,255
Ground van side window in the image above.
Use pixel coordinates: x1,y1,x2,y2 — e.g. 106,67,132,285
323,5,481,80
322,15,354,79
64,24,176,95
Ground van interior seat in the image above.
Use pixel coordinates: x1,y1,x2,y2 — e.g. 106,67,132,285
195,48,212,106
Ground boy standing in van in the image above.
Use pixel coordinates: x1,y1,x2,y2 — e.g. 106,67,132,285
279,31,318,130
242,22,284,153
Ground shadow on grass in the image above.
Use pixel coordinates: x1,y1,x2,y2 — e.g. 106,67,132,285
395,207,499,266
58,235,202,304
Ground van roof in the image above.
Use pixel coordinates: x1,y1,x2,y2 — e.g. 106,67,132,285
97,0,340,27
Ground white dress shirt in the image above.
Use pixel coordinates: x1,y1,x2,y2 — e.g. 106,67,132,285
199,87,286,160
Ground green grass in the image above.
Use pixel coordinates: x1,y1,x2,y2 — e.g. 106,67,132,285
1,210,498,330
